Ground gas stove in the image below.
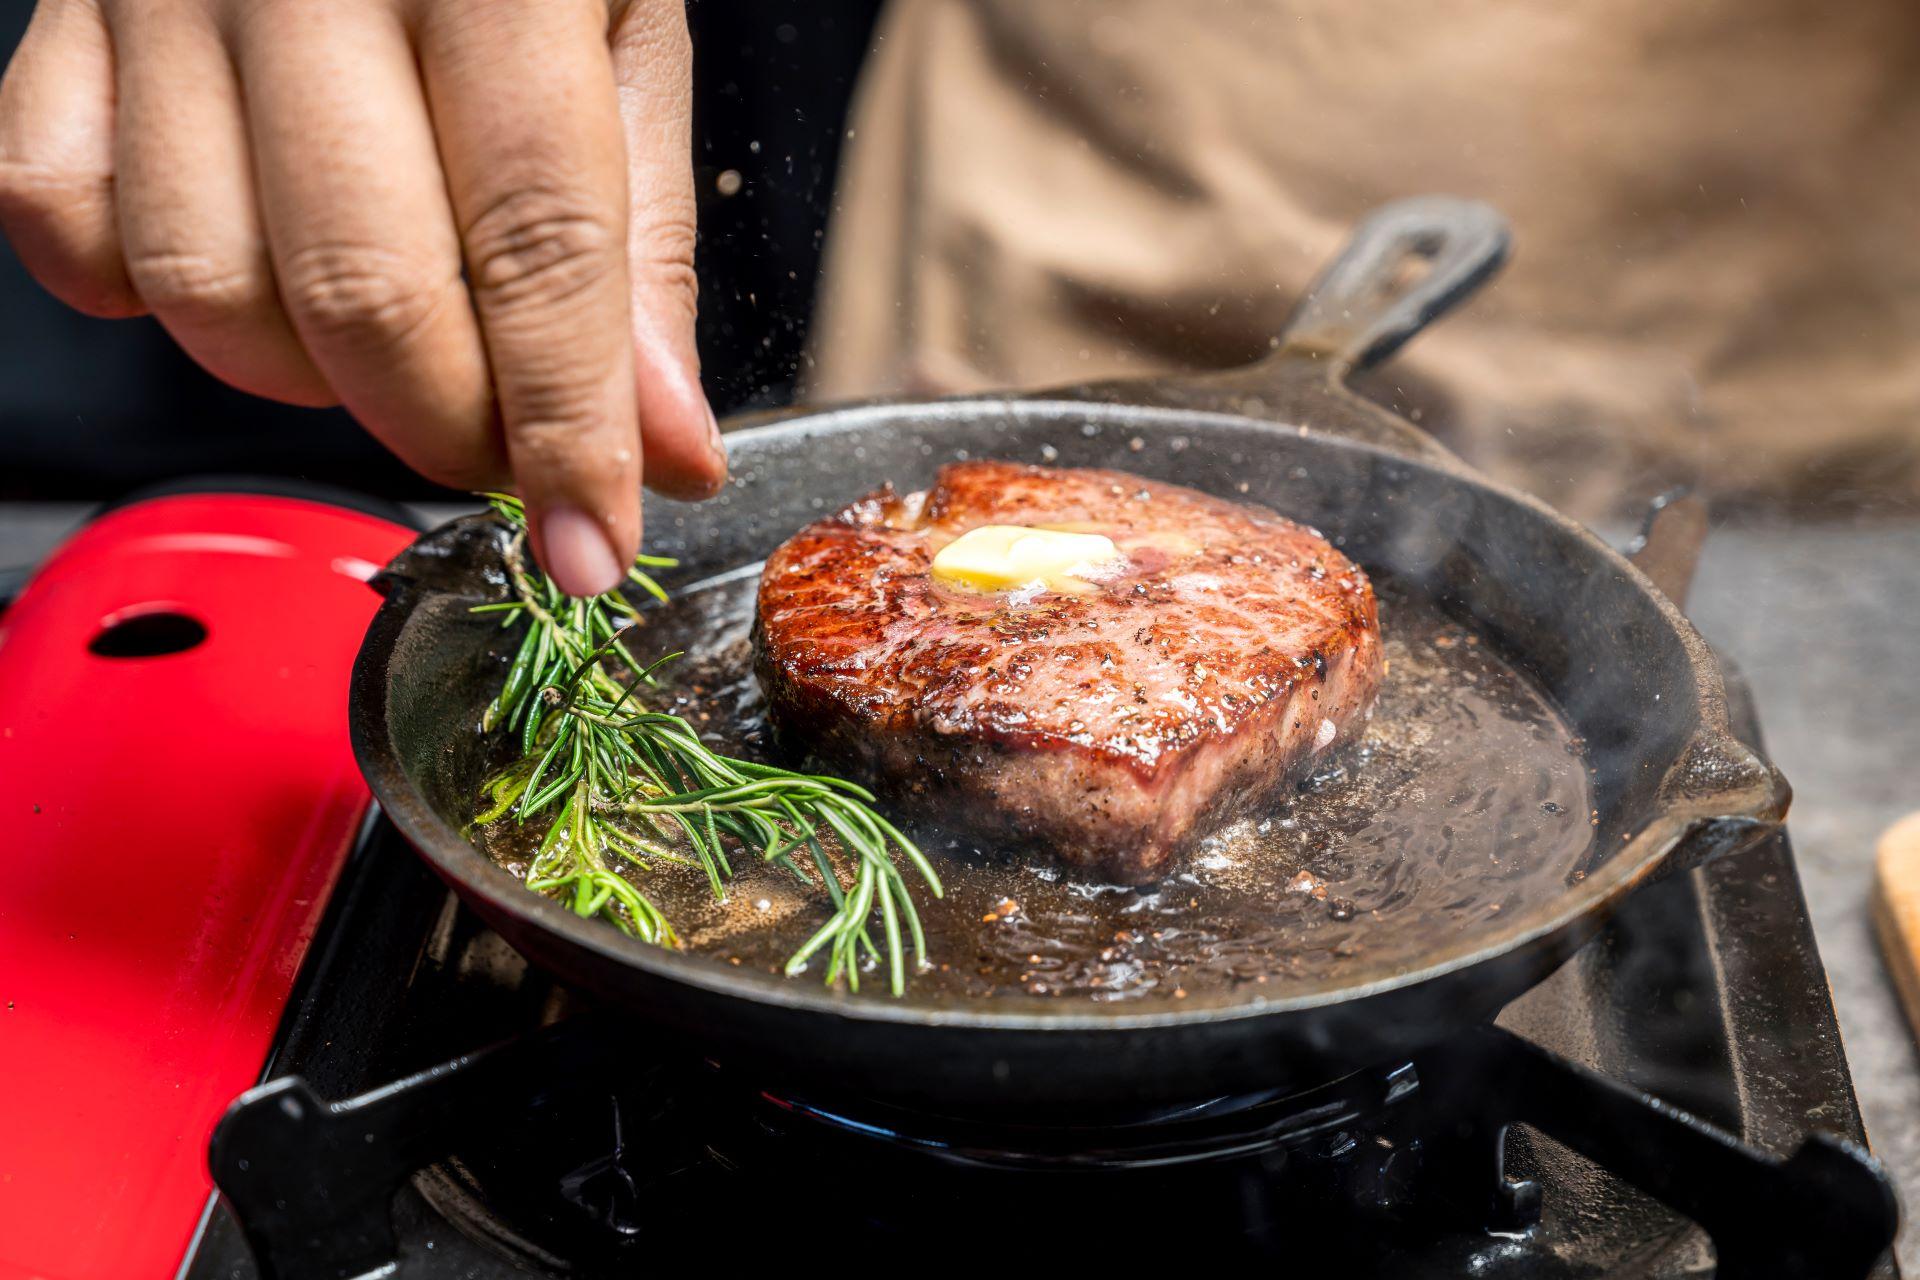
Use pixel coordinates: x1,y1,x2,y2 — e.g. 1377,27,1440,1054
178,671,1895,1277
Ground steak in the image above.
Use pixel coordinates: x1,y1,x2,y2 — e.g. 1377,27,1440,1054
752,461,1384,883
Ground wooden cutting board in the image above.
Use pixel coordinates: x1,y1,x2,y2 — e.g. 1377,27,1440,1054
1870,811,1920,1040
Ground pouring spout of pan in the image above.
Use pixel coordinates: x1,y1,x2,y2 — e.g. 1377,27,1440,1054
1619,490,1791,879
367,513,512,604
1650,728,1794,881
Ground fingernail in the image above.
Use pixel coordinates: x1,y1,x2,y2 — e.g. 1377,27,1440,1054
539,505,623,597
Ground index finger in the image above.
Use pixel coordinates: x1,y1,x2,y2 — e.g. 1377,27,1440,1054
417,0,639,597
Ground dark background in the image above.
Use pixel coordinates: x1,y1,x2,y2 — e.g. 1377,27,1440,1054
0,0,884,499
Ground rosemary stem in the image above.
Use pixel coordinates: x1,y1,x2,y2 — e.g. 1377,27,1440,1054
468,494,940,994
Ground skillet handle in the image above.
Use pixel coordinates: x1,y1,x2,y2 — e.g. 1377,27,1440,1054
1274,195,1511,377
1093,197,1512,465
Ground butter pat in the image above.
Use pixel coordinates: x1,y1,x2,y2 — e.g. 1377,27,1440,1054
931,524,1123,593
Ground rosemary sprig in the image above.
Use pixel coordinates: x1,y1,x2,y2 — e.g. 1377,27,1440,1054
470,493,942,994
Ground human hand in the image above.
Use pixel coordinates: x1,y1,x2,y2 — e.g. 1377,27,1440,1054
0,0,724,595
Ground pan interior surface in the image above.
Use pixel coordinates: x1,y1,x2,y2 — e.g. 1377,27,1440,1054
471,560,1595,1005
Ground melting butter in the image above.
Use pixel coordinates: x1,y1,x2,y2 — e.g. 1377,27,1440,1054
931,524,1123,594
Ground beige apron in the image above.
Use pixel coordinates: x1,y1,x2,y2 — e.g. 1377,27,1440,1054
806,0,1920,518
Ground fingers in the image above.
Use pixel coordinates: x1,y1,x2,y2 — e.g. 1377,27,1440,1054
111,2,329,404
233,0,503,489
417,0,640,594
0,0,717,589
0,0,142,317
611,0,725,500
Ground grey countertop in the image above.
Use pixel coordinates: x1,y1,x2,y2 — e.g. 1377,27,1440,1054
5,502,1916,1267
1684,521,1920,1270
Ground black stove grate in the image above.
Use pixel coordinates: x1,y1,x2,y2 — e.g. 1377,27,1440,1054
184,676,1900,1278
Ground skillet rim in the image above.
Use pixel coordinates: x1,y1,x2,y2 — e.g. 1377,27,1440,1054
351,397,1788,1034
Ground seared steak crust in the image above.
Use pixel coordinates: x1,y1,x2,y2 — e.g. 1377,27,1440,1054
752,462,1383,883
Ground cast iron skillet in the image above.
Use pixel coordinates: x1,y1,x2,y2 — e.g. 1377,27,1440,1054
351,198,1788,1112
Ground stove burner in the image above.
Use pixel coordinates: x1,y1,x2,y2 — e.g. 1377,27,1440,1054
758,1060,1422,1171
407,1046,1463,1270
211,1014,1894,1277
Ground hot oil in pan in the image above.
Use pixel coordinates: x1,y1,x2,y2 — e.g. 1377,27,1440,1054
475,569,1595,1004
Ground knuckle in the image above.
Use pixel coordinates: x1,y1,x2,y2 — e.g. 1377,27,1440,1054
0,157,102,224
278,242,448,347
499,398,628,485
124,248,261,323
464,186,620,313
495,341,624,457
611,0,693,72
630,215,699,315
0,159,143,317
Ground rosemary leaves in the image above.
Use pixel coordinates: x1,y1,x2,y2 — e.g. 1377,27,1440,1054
469,494,942,995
